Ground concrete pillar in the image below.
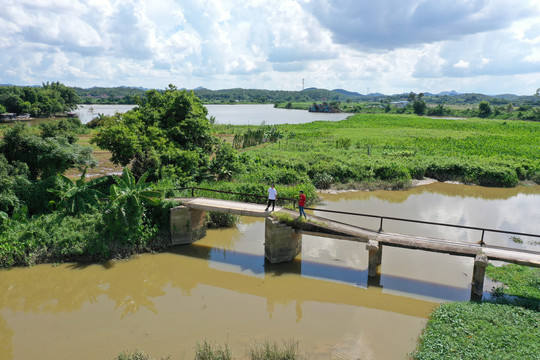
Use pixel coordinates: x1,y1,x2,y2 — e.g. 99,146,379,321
170,205,207,245
264,217,302,263
471,253,489,299
366,240,383,278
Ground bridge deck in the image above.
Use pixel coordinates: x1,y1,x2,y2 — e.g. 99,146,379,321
174,197,540,267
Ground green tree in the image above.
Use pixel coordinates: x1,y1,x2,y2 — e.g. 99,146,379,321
210,142,242,180
478,101,492,118
91,85,217,182
0,154,30,215
0,123,96,180
412,92,426,115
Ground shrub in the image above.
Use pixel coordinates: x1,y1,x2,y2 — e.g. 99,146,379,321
408,162,427,180
335,137,352,149
313,172,334,189
374,163,411,181
425,161,469,182
207,211,239,228
469,166,519,187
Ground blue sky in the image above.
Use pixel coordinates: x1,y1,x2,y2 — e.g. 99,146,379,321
1,0,540,95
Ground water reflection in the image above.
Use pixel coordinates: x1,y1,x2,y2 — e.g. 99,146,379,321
318,183,540,250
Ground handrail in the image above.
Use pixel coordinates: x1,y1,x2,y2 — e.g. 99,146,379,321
174,187,540,249
301,207,540,241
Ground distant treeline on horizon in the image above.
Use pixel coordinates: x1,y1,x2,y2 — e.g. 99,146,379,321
1,82,539,110
70,85,538,106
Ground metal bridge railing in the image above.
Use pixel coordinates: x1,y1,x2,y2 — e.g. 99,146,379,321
175,187,540,252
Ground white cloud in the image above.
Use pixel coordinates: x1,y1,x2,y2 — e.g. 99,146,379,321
454,60,470,69
1,0,540,94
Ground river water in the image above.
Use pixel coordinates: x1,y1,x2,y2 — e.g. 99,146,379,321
1,183,539,360
74,104,352,125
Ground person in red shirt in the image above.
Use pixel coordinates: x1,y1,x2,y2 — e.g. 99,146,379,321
298,190,307,218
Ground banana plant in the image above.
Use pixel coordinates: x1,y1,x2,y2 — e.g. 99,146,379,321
48,167,107,214
107,167,161,230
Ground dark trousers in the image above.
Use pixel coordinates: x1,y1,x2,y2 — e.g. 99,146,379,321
266,199,275,210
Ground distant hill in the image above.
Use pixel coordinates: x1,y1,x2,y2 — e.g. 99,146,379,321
333,89,363,97
438,90,460,96
63,85,537,106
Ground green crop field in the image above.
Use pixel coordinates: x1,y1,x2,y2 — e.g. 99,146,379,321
216,113,540,189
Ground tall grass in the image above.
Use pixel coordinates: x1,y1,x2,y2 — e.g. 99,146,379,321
115,340,304,360
195,340,232,360
248,340,302,360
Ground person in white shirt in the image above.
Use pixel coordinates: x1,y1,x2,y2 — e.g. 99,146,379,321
265,184,277,211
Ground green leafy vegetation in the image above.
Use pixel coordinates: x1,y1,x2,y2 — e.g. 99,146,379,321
413,264,540,359
206,211,239,228
411,302,540,360
1,121,95,180
224,113,539,188
0,167,171,267
486,264,540,308
90,85,216,183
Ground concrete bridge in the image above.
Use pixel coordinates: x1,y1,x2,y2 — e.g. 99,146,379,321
169,197,540,299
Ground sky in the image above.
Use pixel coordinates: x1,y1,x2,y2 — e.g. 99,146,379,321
1,0,540,95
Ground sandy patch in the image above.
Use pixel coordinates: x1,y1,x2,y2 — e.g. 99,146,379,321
411,178,438,187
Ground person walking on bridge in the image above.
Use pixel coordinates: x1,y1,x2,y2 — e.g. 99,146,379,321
298,190,307,219
265,184,277,212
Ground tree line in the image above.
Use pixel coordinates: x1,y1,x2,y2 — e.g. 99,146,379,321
0,82,79,117
73,86,540,107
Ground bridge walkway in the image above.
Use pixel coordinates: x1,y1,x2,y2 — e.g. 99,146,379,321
174,197,540,268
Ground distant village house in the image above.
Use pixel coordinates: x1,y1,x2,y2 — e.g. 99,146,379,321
390,101,409,108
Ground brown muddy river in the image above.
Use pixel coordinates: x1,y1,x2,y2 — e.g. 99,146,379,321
1,183,539,360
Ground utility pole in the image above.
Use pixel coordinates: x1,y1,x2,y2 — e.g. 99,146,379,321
302,79,304,90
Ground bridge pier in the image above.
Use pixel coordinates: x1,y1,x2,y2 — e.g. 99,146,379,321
170,205,207,245
264,217,302,263
366,240,383,278
471,253,488,300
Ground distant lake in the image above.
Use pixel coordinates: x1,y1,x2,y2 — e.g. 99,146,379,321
75,104,352,125
205,104,353,125
75,104,136,124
